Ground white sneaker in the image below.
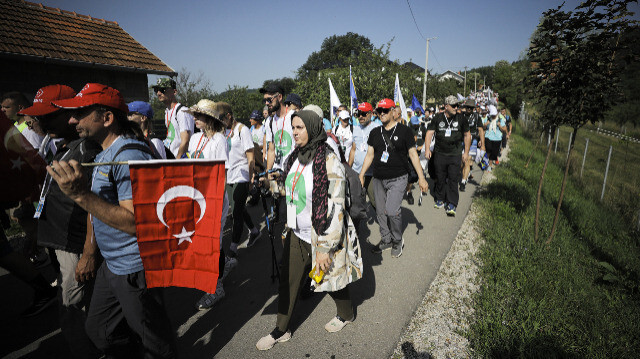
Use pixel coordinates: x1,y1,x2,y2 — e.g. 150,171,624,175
256,328,291,350
324,315,352,333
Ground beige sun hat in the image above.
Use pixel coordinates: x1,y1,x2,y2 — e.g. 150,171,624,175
187,99,220,120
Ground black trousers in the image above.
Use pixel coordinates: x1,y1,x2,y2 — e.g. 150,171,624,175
486,140,501,161
433,152,462,207
226,182,254,245
85,263,175,359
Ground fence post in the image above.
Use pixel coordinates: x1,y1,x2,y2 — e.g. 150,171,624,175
581,138,589,178
566,132,573,161
548,129,551,146
554,127,559,153
601,145,613,201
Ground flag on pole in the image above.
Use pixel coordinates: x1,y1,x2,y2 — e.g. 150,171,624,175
129,159,226,294
394,73,408,123
349,66,358,115
411,94,425,115
329,78,341,127
0,111,46,202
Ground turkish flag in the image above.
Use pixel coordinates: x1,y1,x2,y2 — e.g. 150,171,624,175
129,159,226,294
0,111,46,203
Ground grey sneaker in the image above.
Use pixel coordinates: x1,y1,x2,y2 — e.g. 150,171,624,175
196,287,225,310
391,238,404,258
221,256,237,280
246,230,261,247
371,241,392,253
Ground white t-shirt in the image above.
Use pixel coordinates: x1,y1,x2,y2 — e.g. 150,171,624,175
334,123,353,159
164,103,195,158
265,110,294,170
149,138,167,159
187,131,229,242
22,127,44,149
251,125,265,147
225,123,254,184
285,158,313,243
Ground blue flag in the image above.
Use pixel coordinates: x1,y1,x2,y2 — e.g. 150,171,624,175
349,66,358,113
411,94,425,115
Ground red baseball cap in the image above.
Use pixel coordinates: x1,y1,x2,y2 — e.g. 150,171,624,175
376,98,396,109
357,102,373,112
52,83,128,113
18,85,76,117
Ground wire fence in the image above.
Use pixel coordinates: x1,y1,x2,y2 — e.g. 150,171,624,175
519,111,640,230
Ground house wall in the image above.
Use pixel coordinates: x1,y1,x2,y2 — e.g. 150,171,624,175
0,57,150,103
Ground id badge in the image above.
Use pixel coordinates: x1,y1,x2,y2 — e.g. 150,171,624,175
445,128,452,137
381,150,390,163
287,202,297,229
33,197,45,219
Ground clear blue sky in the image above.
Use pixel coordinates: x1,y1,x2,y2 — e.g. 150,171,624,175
40,0,640,92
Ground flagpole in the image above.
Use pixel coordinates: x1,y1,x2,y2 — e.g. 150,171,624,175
81,161,128,166
349,65,353,116
422,37,436,108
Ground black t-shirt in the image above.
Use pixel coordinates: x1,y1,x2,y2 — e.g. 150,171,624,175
367,122,416,179
37,138,101,253
464,112,483,137
427,112,470,156
415,123,428,148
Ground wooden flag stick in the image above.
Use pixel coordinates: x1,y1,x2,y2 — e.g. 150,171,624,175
81,161,128,167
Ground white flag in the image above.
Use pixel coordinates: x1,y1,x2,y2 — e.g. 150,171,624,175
329,78,341,127
394,73,408,123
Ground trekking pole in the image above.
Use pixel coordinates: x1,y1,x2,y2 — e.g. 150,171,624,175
256,169,282,282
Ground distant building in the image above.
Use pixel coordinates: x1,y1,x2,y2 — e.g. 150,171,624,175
0,0,175,101
439,70,464,83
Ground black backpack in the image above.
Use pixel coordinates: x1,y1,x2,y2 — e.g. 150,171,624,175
107,143,158,185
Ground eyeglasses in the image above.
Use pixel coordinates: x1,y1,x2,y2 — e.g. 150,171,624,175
376,108,391,115
264,94,279,104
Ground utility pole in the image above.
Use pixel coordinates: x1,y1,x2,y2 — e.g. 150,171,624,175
463,66,468,96
422,37,437,108
474,73,477,94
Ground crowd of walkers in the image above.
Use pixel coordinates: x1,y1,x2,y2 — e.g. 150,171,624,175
0,79,511,357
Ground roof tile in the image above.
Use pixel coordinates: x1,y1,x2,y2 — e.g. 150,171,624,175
0,0,174,74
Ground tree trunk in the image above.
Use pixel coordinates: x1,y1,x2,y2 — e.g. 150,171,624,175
547,127,578,244
525,131,542,168
535,130,554,242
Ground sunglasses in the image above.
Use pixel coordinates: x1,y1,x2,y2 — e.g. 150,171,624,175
376,108,391,115
357,110,370,117
154,87,169,94
449,103,459,108
264,94,279,104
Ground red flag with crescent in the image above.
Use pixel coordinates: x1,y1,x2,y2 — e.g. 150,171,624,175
129,159,225,294
0,111,46,202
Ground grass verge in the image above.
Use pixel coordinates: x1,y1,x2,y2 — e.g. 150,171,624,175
468,127,640,358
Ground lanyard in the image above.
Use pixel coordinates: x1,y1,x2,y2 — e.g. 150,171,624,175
39,146,73,199
165,103,178,133
380,124,398,152
290,162,307,196
276,115,285,145
194,135,210,159
444,114,453,129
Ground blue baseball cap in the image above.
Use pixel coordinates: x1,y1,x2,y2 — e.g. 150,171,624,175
250,110,263,120
127,101,153,118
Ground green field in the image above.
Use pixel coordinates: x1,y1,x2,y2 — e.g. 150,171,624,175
468,125,640,358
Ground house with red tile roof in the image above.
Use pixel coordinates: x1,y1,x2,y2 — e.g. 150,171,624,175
0,0,176,102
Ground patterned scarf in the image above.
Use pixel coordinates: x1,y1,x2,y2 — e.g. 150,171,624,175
281,110,329,235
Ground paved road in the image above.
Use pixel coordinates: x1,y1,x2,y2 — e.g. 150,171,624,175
1,166,484,359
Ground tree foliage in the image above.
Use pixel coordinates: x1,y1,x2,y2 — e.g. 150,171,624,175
298,32,375,79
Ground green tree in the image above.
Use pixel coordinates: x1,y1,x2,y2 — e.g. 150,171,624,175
214,85,263,119
298,32,374,79
261,77,297,95
526,0,636,243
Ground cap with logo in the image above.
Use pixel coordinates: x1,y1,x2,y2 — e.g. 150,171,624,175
249,110,263,120
284,93,302,108
357,102,373,112
376,98,395,109
52,83,128,113
127,101,154,119
152,78,177,92
463,99,476,108
259,83,284,94
18,85,76,117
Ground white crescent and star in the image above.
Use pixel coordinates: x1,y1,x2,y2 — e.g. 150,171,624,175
156,185,206,245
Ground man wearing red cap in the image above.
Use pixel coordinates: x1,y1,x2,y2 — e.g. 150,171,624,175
19,84,103,356
47,83,175,358
352,102,380,210
359,99,428,258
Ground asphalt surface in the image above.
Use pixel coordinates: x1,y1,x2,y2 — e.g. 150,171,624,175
1,166,483,359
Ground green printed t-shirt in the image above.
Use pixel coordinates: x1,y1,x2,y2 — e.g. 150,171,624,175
285,158,313,243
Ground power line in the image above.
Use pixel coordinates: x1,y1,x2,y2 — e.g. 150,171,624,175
429,46,444,73
406,0,425,40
